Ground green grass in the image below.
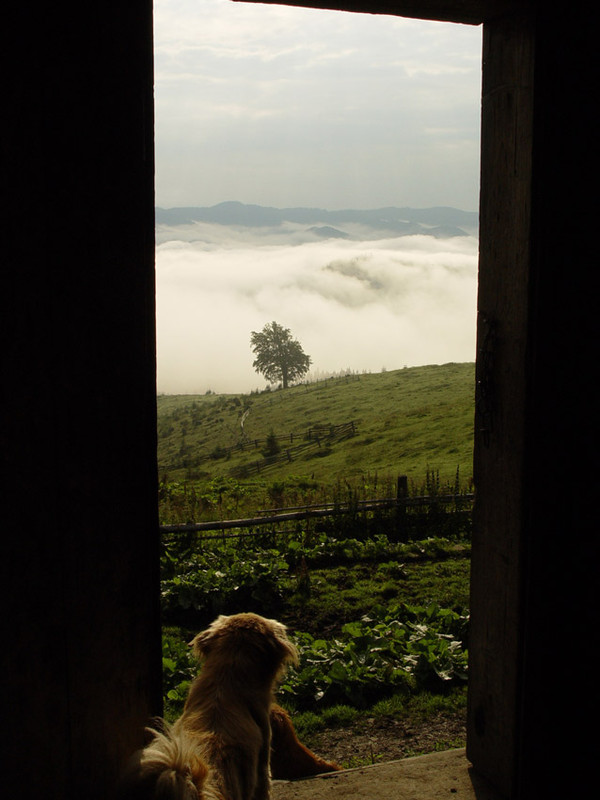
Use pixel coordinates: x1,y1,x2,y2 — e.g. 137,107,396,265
284,550,471,636
157,362,475,493
292,687,467,739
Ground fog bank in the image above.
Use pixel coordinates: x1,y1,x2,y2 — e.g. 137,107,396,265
156,224,478,394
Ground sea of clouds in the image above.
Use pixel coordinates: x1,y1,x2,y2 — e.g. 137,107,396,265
155,223,478,394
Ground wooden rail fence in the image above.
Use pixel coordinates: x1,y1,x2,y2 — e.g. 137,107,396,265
229,421,357,477
160,490,474,536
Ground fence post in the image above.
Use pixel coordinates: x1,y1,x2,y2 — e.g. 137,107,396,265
396,475,408,541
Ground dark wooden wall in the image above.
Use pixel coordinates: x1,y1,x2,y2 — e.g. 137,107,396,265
1,4,162,799
469,5,598,798
516,5,597,796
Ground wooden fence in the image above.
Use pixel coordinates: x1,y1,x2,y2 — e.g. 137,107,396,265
160,489,474,537
228,421,357,477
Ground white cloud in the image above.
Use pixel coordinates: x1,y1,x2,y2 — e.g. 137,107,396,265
155,226,478,394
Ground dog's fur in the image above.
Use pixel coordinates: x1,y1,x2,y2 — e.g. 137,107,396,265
269,704,341,780
119,721,220,800
121,613,337,800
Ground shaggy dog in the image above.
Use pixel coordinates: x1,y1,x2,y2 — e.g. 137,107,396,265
120,613,338,800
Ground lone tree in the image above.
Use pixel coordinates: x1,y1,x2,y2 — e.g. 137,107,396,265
250,321,312,389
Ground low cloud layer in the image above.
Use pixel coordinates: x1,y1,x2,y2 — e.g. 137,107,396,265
156,224,478,394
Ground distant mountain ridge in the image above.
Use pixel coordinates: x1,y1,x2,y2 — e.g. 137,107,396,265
155,201,478,239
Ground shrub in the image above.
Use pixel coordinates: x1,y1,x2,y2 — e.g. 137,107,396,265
280,602,468,711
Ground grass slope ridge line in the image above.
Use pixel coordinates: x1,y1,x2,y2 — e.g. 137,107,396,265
157,362,475,488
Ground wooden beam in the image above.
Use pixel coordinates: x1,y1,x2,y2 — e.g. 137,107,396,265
467,10,535,797
2,4,162,798
231,0,525,25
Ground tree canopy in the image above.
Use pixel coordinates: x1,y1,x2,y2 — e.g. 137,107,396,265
250,321,312,389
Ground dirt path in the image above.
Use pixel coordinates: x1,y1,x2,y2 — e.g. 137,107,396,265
304,712,467,769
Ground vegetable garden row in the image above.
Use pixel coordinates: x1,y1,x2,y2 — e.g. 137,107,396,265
160,499,472,722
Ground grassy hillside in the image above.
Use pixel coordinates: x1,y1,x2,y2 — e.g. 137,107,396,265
157,362,475,497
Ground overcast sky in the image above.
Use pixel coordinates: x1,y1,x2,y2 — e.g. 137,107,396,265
153,0,483,211
153,1,482,394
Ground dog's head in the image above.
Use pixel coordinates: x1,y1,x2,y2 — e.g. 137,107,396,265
189,613,298,681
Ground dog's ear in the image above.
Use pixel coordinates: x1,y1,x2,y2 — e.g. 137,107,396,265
271,623,299,668
279,636,299,667
189,630,211,660
189,615,229,660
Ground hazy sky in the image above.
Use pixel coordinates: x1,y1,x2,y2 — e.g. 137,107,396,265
153,0,482,211
153,1,482,394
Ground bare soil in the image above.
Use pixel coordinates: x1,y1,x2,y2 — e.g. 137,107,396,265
304,711,467,769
